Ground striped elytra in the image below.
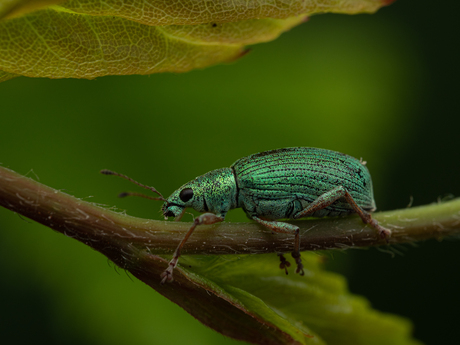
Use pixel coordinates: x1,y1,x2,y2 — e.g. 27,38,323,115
232,147,376,219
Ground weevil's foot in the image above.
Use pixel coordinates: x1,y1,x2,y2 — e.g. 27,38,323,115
160,265,174,284
370,219,392,243
291,252,304,276
381,229,391,244
278,253,291,275
295,261,305,276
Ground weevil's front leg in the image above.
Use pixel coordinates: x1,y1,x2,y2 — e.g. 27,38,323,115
293,186,391,239
160,213,224,284
252,216,304,276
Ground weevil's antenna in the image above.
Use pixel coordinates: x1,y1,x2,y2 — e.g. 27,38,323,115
100,169,167,201
118,192,165,201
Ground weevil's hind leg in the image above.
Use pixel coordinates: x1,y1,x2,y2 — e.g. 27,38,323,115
252,217,304,276
160,213,224,284
293,186,391,240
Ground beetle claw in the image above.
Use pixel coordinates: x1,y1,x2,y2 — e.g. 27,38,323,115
278,253,291,275
160,264,175,284
291,252,304,276
369,218,392,243
295,262,305,276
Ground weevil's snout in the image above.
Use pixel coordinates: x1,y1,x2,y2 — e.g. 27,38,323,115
161,202,184,220
161,181,199,220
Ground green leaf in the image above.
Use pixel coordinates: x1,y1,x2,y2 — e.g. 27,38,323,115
132,251,421,345
0,0,393,80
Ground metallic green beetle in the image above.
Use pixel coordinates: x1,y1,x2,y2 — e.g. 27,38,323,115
102,147,391,284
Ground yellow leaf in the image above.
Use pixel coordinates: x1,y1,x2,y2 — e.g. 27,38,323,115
61,0,391,26
0,0,393,80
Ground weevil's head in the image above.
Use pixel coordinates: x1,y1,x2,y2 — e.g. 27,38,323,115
161,179,199,220
161,168,237,220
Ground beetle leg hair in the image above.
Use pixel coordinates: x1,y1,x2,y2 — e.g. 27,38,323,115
252,216,304,276
160,213,224,284
293,186,391,240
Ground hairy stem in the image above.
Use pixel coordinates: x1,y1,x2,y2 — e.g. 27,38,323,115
1,166,459,263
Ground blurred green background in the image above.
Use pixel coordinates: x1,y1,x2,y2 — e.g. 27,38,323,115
1,1,459,344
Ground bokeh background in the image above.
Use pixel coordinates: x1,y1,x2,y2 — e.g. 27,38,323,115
1,1,459,344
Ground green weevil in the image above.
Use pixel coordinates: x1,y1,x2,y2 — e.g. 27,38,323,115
102,147,391,284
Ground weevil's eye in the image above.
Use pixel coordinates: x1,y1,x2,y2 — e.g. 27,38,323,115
179,188,194,202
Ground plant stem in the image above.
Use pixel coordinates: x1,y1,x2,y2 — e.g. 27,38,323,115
1,166,459,261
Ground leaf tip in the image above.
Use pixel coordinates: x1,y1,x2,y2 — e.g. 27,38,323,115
230,48,252,62
381,0,397,6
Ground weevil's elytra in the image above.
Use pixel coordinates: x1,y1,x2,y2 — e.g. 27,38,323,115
102,147,391,284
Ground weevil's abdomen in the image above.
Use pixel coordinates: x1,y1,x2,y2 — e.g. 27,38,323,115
231,147,376,220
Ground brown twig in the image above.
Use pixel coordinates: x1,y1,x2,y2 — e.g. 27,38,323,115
0,165,459,264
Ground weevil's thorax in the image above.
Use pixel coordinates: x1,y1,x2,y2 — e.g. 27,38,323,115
161,168,237,219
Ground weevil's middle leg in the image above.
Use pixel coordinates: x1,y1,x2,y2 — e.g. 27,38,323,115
277,253,291,275
293,186,391,239
252,216,304,276
160,213,224,284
